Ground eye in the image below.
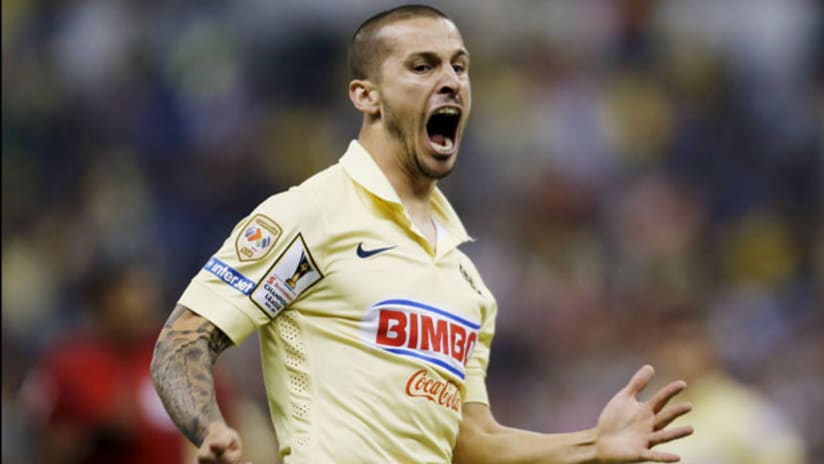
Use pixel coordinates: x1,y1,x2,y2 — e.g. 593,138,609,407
453,63,467,74
413,63,432,73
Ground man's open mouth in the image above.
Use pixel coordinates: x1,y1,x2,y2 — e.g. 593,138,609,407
426,107,461,154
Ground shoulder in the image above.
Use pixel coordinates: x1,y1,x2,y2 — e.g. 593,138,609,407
257,163,348,212
454,250,486,290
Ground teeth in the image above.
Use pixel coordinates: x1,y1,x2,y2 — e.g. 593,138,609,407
436,107,459,116
433,137,454,153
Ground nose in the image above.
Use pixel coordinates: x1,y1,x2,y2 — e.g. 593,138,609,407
438,66,461,96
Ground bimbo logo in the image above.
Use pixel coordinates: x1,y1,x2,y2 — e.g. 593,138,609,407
361,299,480,380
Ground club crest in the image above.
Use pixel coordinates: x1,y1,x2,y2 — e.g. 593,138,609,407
235,214,282,262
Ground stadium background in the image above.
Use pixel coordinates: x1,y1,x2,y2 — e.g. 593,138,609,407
2,0,821,462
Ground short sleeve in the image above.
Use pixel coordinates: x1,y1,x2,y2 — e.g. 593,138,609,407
462,296,496,405
179,184,326,345
459,257,497,406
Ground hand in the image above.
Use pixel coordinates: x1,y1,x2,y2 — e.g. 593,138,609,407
197,422,251,464
594,365,693,463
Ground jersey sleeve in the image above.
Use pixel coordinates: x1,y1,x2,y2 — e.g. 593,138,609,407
460,260,497,406
179,184,326,345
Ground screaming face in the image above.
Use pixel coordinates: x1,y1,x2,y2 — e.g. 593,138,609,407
375,17,471,180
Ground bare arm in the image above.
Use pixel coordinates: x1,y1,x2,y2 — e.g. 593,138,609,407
454,403,600,464
151,304,246,463
453,365,693,464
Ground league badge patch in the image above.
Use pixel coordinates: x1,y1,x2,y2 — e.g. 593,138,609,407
236,214,282,262
251,234,323,318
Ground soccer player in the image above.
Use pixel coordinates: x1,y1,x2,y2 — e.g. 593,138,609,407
151,5,693,463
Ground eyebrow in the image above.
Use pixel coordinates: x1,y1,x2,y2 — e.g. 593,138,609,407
406,49,470,62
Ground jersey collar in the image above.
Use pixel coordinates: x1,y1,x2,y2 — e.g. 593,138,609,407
339,140,472,246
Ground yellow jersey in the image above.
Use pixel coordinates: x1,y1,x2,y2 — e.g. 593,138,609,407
178,140,497,463
662,371,807,464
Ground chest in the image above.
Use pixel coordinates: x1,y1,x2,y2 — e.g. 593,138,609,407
294,222,489,380
315,227,483,317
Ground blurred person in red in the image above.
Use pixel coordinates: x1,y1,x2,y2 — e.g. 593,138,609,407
21,263,203,464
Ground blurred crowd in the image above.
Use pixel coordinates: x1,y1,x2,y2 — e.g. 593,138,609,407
2,0,822,462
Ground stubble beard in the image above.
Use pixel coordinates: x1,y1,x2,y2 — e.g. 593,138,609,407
384,103,453,181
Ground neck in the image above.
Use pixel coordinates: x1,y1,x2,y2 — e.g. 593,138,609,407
358,126,436,213
358,126,440,247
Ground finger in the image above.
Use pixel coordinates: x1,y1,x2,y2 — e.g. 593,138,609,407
220,446,243,464
655,402,693,431
198,448,242,464
197,448,222,464
647,380,687,413
210,436,233,454
198,438,230,462
623,364,655,397
197,447,218,463
639,448,681,462
650,425,694,446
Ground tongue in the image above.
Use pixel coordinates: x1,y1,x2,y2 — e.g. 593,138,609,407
430,133,446,145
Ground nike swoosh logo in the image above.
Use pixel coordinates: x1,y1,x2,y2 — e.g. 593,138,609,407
356,243,396,258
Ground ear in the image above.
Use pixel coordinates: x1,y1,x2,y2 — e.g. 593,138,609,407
349,79,380,116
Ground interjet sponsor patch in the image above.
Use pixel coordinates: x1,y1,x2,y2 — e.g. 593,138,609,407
202,257,255,295
250,234,322,318
361,299,480,380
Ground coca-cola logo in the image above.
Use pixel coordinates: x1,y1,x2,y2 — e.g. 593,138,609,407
405,369,461,412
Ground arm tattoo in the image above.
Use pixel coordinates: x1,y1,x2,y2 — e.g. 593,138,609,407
151,304,234,446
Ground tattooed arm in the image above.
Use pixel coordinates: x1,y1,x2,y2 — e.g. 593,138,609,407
151,304,246,463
